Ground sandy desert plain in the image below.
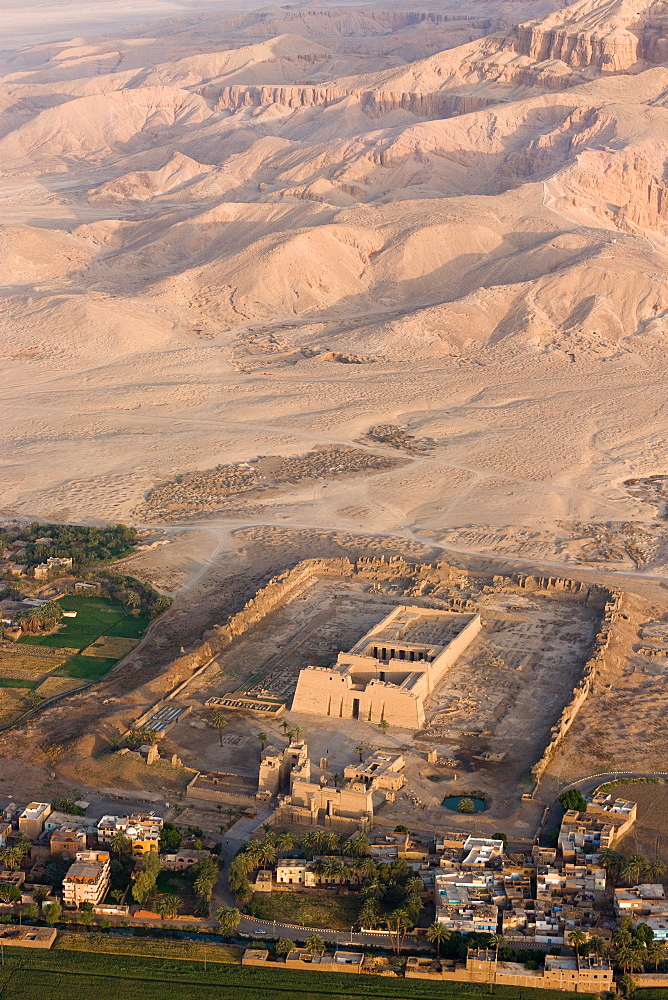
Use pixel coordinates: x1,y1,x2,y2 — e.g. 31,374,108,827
2,0,668,836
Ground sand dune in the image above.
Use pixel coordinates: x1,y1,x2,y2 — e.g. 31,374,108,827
2,0,668,577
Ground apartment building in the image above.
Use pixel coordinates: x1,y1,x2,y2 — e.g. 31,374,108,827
62,850,110,908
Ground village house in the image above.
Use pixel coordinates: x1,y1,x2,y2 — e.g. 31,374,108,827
0,927,57,949
285,949,364,973
50,826,87,860
161,849,211,871
614,884,667,916
435,902,499,935
97,813,163,855
18,802,52,840
33,556,73,579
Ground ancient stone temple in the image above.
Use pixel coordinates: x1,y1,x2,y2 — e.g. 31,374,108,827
292,605,482,728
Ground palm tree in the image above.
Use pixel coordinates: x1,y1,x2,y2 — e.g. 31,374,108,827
0,846,24,871
330,772,341,787
276,832,295,853
110,889,125,904
426,921,451,956
322,832,342,855
323,858,344,880
644,860,666,882
300,831,321,858
155,893,181,918
355,745,365,762
109,831,131,858
406,876,425,897
620,973,638,998
355,857,378,878
616,946,645,974
598,848,624,884
647,940,666,970
588,935,607,957
216,906,241,936
305,934,325,954
257,732,268,750
275,937,294,956
385,908,412,955
256,840,277,866
569,929,587,956
211,711,228,746
623,854,648,886
614,928,634,949
378,719,390,734
291,727,302,740
343,834,370,858
280,720,289,736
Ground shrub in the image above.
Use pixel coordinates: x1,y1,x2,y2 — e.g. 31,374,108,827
559,789,588,813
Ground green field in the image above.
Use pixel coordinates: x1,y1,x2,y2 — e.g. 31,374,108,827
53,655,119,680
17,596,149,684
0,947,591,1000
247,890,361,930
0,677,38,688
19,596,148,651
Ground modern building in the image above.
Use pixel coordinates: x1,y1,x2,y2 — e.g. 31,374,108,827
292,606,482,728
62,850,110,908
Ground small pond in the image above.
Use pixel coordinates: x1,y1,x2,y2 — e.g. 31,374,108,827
442,795,486,813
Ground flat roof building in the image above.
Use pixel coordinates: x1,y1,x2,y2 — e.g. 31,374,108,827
63,850,110,909
18,802,52,840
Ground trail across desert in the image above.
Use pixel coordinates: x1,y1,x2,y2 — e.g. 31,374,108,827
3,0,668,584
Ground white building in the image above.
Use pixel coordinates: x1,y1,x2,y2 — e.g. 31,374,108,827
62,851,110,908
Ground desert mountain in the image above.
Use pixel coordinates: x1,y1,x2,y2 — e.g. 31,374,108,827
2,0,668,569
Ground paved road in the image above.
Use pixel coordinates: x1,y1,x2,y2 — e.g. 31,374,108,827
237,914,431,950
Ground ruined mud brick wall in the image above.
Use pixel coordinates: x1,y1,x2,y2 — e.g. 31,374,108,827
531,589,621,785
186,770,257,806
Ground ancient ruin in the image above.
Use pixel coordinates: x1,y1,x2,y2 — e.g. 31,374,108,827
292,606,482,728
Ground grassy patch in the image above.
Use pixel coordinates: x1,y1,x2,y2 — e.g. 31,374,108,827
246,890,361,931
0,677,38,688
0,946,587,1000
55,655,118,680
